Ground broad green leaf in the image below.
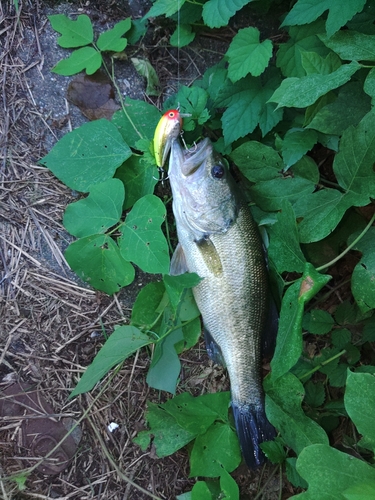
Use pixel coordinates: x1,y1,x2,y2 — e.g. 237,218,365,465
202,0,251,28
303,309,334,335
258,72,285,136
146,328,182,394
265,373,329,454
127,18,147,45
331,329,351,349
70,326,151,397
163,273,202,312
281,0,367,38
227,27,272,80
41,119,132,192
162,392,230,435
49,14,93,48
119,194,169,274
260,437,287,464
306,81,371,135
134,402,196,457
52,46,102,75
190,422,241,477
219,469,239,500
170,24,195,47
113,98,161,147
115,154,158,210
276,21,328,77
270,263,331,381
269,61,360,109
319,30,375,61
63,179,124,238
286,457,308,489
130,281,166,329
191,482,212,499
364,67,375,99
345,369,375,451
268,200,306,273
281,129,318,168
230,141,283,182
293,188,350,243
164,86,209,131
301,51,341,75
131,57,160,96
294,444,375,499
343,482,375,500
97,18,131,52
304,380,325,407
143,0,186,19
333,112,375,206
65,234,135,294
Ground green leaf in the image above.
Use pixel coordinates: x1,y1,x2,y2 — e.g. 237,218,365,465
41,119,132,192
70,326,152,397
65,234,135,294
143,0,186,19
130,281,166,330
343,482,375,500
260,437,287,464
268,200,306,273
164,86,209,131
49,14,93,48
202,0,251,28
286,457,308,489
170,24,195,47
96,18,131,52
304,380,325,407
191,482,212,499
364,67,375,99
334,112,375,213
63,179,124,238
162,392,230,435
281,0,367,38
265,373,329,455
147,328,182,394
227,27,272,80
134,401,196,457
115,154,158,210
52,46,102,75
270,263,331,381
119,195,169,274
345,370,375,452
163,273,201,312
319,30,375,61
331,328,351,348
306,82,371,135
269,61,360,109
112,97,161,146
294,444,375,499
219,469,239,500
190,422,241,477
276,21,328,77
303,309,334,335
230,141,283,182
301,51,342,75
131,57,160,96
281,128,318,168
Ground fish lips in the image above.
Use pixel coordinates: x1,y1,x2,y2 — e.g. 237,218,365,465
170,138,213,178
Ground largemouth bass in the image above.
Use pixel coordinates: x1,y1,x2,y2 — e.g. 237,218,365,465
168,137,276,468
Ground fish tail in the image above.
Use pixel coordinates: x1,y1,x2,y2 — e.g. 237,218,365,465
232,401,276,469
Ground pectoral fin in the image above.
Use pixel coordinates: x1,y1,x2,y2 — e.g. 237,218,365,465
196,237,222,276
170,243,189,276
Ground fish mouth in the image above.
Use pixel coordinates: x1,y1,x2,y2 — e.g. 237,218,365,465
170,138,213,177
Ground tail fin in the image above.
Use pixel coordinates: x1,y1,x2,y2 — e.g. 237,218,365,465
232,401,276,469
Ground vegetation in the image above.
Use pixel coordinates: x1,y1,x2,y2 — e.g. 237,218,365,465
41,0,375,497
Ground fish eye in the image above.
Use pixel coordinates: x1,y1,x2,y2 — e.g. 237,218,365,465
211,164,225,179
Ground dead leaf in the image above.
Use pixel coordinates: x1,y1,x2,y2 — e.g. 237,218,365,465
67,70,120,121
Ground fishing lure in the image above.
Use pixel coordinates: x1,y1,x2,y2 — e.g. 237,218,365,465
153,109,183,169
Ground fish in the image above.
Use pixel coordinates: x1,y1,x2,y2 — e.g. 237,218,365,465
167,137,277,469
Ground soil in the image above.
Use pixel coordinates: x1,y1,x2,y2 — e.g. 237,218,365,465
1,1,290,499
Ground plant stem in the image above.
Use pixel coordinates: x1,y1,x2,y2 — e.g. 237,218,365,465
316,212,375,272
299,349,346,380
253,465,280,500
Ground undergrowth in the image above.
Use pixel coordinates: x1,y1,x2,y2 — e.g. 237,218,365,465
35,0,375,498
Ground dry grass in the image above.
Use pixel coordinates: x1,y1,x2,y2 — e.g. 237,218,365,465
0,2,285,499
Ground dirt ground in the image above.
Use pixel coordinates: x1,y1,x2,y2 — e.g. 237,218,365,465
0,1,289,499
